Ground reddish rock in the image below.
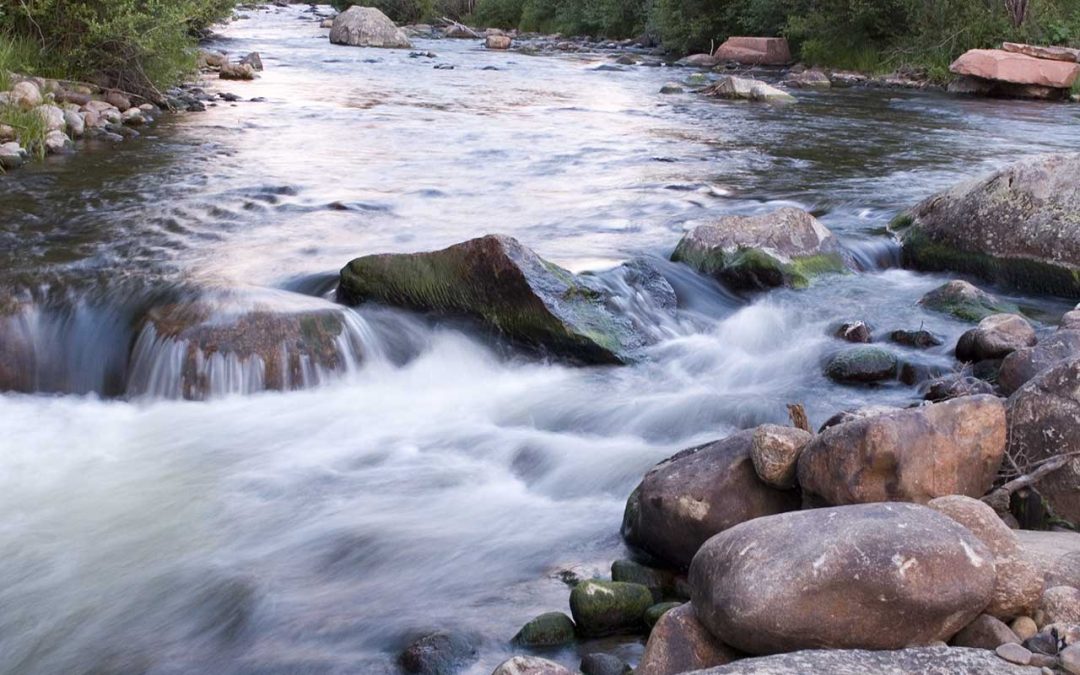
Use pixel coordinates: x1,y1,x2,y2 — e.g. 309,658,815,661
950,49,1080,89
1002,42,1080,63
485,35,511,50
713,37,791,66
637,604,740,675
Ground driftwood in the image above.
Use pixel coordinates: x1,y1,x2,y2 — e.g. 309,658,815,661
787,403,812,434
982,450,1080,511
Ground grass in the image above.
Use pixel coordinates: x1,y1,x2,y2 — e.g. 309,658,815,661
0,104,49,159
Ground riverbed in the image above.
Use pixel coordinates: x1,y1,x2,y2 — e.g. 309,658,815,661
1,5,1079,674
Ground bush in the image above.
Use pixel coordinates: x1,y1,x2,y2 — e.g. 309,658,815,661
472,0,649,36
0,0,237,98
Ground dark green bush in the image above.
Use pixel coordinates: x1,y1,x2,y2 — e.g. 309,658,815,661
331,0,480,23
472,0,649,36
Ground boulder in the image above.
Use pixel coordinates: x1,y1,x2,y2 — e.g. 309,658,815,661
995,643,1033,665
239,52,264,71
580,653,630,675
952,614,1021,650
0,142,25,170
637,604,740,675
220,62,256,80
37,104,66,132
703,76,795,102
713,37,792,66
63,109,85,138
955,314,1036,363
1015,530,1080,589
1040,587,1080,626
512,612,575,648
1002,42,1080,63
622,430,800,569
645,602,683,629
1062,307,1080,330
399,631,478,675
491,656,573,675
950,49,1080,89
1064,643,1080,675
568,580,653,637
797,396,1006,506
671,207,847,290
330,6,412,49
897,154,1080,297
918,281,1018,323
1006,357,1080,526
1011,617,1039,641
782,68,831,89
486,35,511,50
679,54,720,68
689,503,997,654
819,405,900,431
928,496,1045,619
999,330,1080,395
338,235,670,365
749,424,812,489
104,90,131,111
824,346,898,384
443,22,480,39
610,559,678,602
660,82,684,94
11,81,43,110
686,646,1041,674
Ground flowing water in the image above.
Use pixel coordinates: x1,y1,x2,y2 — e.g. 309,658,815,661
2,5,1080,674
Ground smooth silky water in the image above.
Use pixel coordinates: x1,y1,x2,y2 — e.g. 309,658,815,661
1,5,1079,674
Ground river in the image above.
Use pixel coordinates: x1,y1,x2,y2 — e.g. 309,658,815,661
1,5,1079,674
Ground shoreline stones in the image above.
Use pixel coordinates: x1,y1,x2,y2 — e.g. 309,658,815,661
337,235,673,365
955,314,1036,363
897,153,1080,297
671,207,849,290
621,430,800,569
797,395,1006,506
689,503,997,654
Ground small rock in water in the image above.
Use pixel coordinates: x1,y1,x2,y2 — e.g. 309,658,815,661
44,130,73,155
399,631,478,674
610,559,678,601
239,51,264,70
889,329,943,348
835,321,872,343
824,346,898,384
955,314,1036,363
659,82,684,94
220,93,242,102
996,642,1033,665
409,51,436,58
220,62,257,80
918,280,1017,322
580,653,631,675
512,612,575,648
434,63,455,70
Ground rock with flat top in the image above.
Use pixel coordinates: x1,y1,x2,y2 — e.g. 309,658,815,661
951,49,1079,89
703,76,795,103
713,37,791,65
1002,42,1080,63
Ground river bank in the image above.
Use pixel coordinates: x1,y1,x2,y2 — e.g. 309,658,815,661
2,4,1080,674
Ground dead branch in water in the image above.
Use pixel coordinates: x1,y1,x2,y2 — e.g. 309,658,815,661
982,450,1080,511
787,403,812,434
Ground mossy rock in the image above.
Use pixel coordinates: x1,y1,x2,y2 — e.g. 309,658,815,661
824,346,899,384
671,207,850,291
338,235,668,365
644,602,683,629
918,280,1019,323
512,612,576,648
569,580,654,637
897,153,1080,298
610,559,677,602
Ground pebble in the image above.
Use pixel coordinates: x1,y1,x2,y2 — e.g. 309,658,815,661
997,643,1034,665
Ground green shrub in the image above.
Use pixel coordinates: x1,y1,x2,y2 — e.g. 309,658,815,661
472,0,648,36
0,104,49,160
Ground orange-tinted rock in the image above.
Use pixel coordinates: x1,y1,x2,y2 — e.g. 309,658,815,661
637,604,740,675
950,49,1080,89
1001,42,1080,63
713,37,791,66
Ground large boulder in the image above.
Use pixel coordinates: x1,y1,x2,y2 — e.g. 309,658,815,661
1007,357,1080,526
622,431,801,569
955,314,1037,363
999,330,1080,395
1002,42,1080,62
338,235,670,365
797,396,1006,506
568,580,653,637
671,208,847,291
689,503,997,654
928,496,1044,620
897,154,1080,297
637,604,740,675
686,646,1042,674
1015,530,1080,589
702,77,795,103
950,49,1080,89
713,37,792,65
329,6,412,49
918,280,1018,323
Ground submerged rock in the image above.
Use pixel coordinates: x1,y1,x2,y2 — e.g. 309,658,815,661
338,235,670,365
671,207,848,290
622,430,800,569
399,631,478,675
797,395,1006,506
486,35,511,50
689,504,997,654
568,579,653,637
897,153,1080,297
688,646,1042,674
637,603,740,675
918,280,1018,323
329,6,412,49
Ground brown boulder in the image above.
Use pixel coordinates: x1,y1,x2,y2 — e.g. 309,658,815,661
749,424,812,489
622,430,800,569
952,614,1021,649
485,35,511,50
689,503,997,654
713,37,791,65
1039,586,1080,626
999,330,1080,395
950,49,1080,89
636,604,740,675
1001,42,1080,63
797,396,1007,506
1006,357,1080,526
955,314,1036,363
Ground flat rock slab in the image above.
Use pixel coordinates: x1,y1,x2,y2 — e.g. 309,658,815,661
950,49,1079,89
1002,42,1080,63
713,37,791,65
685,646,1042,674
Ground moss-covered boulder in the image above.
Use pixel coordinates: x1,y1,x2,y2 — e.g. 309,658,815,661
568,580,653,637
824,346,899,384
512,612,576,648
338,235,670,365
918,280,1018,323
896,153,1080,297
610,559,679,602
671,207,850,290
644,602,683,629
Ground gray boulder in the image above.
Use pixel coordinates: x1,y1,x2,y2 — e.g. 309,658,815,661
702,76,795,102
671,208,849,290
824,346,899,384
622,430,800,569
684,646,1042,674
897,153,1080,297
330,6,412,49
688,504,997,655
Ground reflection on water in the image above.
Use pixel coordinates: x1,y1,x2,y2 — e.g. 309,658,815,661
0,4,1078,674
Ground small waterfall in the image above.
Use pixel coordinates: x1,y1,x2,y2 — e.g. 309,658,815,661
843,236,903,271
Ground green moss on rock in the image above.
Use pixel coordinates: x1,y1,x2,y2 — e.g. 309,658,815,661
512,612,576,648
569,580,654,637
825,347,899,385
644,602,683,629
